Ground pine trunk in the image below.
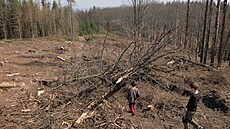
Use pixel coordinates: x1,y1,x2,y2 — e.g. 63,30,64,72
175,2,179,47
200,0,209,63
184,0,190,50
18,19,22,39
223,30,230,61
210,0,221,67
228,50,230,66
195,31,200,61
53,11,57,35
68,1,73,37
30,9,34,39
217,0,227,67
203,0,213,64
0,12,7,39
3,21,7,39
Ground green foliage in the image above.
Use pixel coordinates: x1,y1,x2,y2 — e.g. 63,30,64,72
78,18,100,36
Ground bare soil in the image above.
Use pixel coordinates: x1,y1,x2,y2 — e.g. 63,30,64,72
0,37,229,129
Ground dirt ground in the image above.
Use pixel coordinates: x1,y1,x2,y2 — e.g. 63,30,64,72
0,37,229,129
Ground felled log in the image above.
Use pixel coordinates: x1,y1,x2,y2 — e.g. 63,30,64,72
0,82,25,88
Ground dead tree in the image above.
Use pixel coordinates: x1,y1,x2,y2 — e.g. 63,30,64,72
200,0,209,63
217,0,227,67
175,1,179,47
210,0,221,67
67,0,75,40
223,30,230,61
203,0,213,64
184,0,190,50
228,50,230,66
131,0,149,42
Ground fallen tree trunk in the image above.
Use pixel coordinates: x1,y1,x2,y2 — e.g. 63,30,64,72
73,74,130,127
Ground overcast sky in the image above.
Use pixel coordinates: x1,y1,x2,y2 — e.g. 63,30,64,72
58,0,129,9
55,0,228,10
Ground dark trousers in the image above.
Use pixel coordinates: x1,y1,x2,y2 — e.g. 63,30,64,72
129,103,136,115
182,111,200,129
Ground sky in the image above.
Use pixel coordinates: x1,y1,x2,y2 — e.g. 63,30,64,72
58,0,129,10
76,0,129,9
54,0,229,10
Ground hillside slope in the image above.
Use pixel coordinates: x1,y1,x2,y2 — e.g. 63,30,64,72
0,38,229,129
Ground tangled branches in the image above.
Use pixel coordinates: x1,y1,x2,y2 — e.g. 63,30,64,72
63,27,183,88
50,27,190,127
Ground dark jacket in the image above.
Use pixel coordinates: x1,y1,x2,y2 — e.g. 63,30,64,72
186,92,201,111
128,87,140,104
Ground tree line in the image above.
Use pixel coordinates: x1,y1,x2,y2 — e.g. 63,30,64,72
82,0,230,67
0,0,78,40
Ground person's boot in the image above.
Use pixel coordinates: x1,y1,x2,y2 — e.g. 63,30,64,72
194,125,203,129
198,125,203,129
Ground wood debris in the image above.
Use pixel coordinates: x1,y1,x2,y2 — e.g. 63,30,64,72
6,73,20,77
21,109,32,112
74,111,95,127
57,56,66,61
0,82,25,88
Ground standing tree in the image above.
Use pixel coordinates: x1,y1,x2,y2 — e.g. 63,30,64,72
131,0,149,42
200,0,209,63
223,30,230,62
217,0,227,67
210,0,221,67
40,0,47,37
7,0,22,39
229,51,230,66
52,0,58,35
203,0,213,64
129,0,150,66
28,0,36,38
0,0,7,39
175,1,179,47
67,0,75,40
184,0,190,49
55,0,64,36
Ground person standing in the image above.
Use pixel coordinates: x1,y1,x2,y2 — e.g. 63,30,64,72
182,82,203,129
128,81,140,116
